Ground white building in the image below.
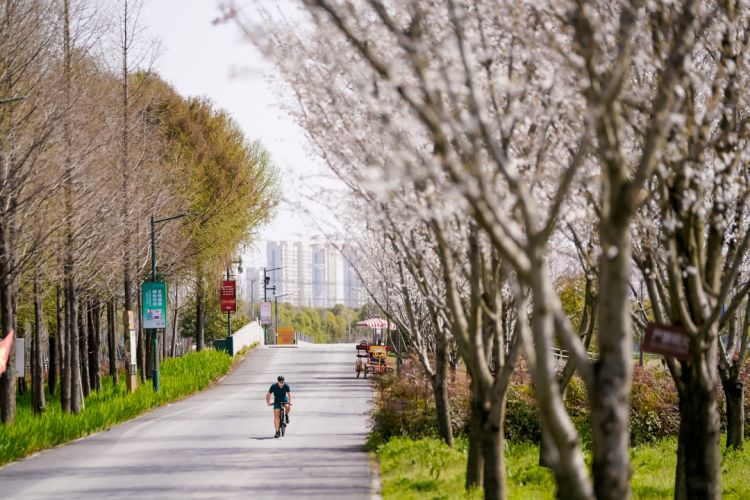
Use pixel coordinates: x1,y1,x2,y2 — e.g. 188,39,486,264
265,240,358,308
342,245,364,308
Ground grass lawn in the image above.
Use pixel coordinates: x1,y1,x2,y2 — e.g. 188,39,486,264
378,436,750,499
0,348,242,466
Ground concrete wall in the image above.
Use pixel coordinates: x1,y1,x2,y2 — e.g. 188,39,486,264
231,321,264,354
215,321,265,356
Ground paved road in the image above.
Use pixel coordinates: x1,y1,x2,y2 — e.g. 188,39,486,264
0,344,375,500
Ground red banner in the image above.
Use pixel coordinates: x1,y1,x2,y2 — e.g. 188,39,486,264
220,280,237,312
0,329,14,375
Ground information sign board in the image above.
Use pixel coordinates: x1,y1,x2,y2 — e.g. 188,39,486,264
142,281,167,329
260,301,272,325
643,323,690,361
220,280,237,312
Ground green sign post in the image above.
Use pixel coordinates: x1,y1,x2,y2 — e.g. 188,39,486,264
142,281,167,392
142,281,167,329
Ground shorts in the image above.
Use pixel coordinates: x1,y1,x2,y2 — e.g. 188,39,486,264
273,400,289,410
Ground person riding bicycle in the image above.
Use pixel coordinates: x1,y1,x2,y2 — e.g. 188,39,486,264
266,375,292,438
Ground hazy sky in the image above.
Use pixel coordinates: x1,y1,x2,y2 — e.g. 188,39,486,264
140,1,332,267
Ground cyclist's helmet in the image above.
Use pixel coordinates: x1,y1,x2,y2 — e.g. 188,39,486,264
277,375,285,382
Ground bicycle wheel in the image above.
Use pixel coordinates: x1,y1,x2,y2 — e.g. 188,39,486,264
280,419,286,437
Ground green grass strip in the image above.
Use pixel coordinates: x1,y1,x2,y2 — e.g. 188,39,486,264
0,349,236,466
378,436,750,499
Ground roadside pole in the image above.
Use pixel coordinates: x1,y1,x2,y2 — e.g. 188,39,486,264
147,212,194,392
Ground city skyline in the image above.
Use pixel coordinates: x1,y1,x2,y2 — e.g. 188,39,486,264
240,240,364,309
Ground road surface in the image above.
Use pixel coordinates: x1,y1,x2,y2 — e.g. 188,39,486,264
0,344,376,499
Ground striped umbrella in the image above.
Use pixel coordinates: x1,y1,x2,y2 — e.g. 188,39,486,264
355,318,396,330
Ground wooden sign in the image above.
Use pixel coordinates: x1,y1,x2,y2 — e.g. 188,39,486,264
643,323,691,361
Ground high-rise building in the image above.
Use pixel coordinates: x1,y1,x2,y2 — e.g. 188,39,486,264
296,241,312,307
266,241,295,299
311,244,327,307
244,267,261,319
342,245,364,308
265,240,362,308
325,243,343,307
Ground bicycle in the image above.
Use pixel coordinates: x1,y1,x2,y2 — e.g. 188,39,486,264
275,402,292,437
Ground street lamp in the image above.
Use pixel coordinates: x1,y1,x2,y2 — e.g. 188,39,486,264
225,258,242,339
263,266,282,344
149,212,196,392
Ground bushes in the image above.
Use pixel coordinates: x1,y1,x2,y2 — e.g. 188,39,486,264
369,363,447,447
630,366,680,445
370,359,726,447
0,349,233,465
505,382,542,444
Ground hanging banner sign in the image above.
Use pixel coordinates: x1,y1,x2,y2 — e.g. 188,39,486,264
142,281,167,329
0,330,14,375
643,323,690,361
260,301,272,325
220,280,237,312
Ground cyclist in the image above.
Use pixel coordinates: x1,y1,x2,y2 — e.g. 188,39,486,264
266,375,292,438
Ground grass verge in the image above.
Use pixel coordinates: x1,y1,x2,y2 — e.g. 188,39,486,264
378,436,750,499
0,348,241,466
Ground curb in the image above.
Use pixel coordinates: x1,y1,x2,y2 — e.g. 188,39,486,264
369,452,382,499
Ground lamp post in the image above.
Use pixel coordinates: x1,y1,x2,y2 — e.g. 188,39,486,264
225,258,242,339
149,212,195,392
263,266,281,344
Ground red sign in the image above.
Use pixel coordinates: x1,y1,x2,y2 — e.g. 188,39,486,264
220,280,236,312
0,330,14,375
643,323,691,361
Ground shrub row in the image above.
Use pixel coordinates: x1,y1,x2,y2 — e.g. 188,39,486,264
369,359,750,446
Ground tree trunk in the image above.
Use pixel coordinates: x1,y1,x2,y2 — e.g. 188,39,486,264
675,357,721,499
60,284,71,412
107,299,118,384
539,427,558,469
592,215,632,500
196,278,205,351
0,253,16,423
67,280,82,413
32,267,45,414
528,265,593,499
480,402,506,500
466,383,484,490
137,290,146,382
79,300,90,397
431,330,454,447
49,285,60,397
89,301,101,391
722,378,744,450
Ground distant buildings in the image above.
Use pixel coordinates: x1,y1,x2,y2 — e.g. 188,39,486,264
263,240,364,308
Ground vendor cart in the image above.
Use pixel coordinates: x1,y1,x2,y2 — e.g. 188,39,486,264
355,340,393,378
